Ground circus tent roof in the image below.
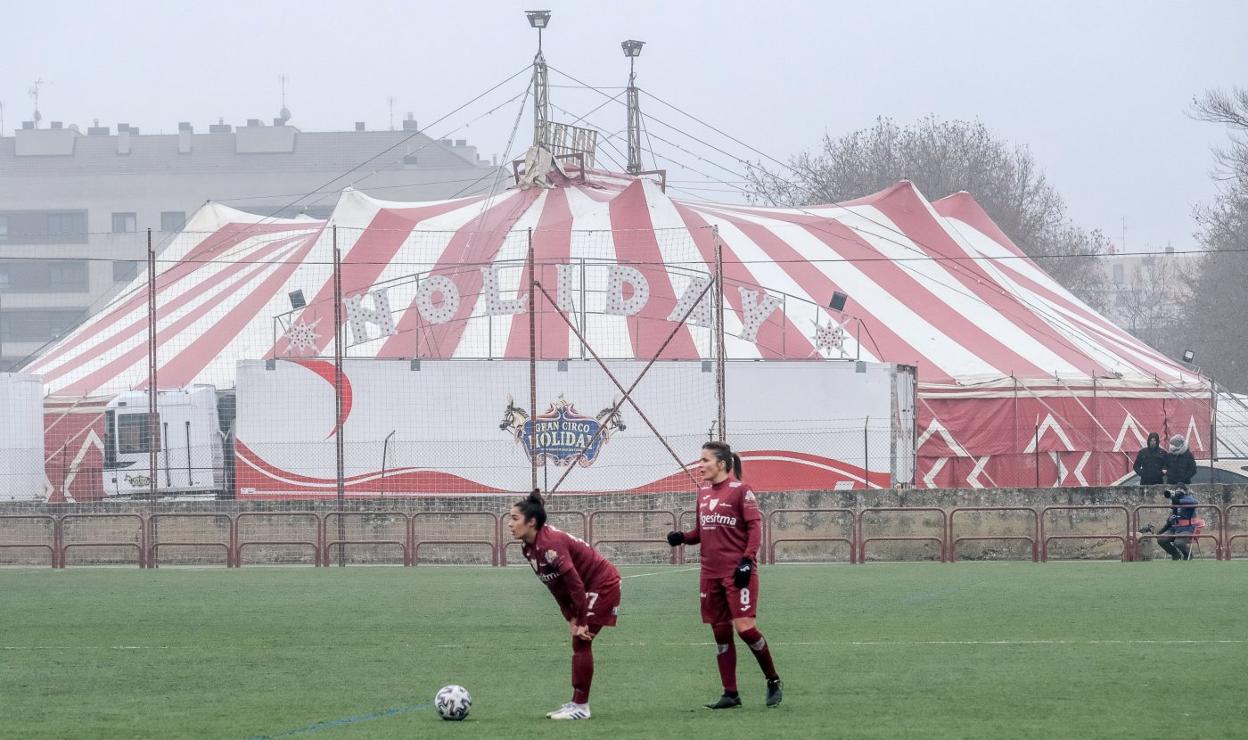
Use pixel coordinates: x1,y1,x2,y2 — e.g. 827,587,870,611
26,171,1198,397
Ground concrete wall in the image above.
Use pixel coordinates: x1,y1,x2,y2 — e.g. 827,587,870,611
2,485,1245,567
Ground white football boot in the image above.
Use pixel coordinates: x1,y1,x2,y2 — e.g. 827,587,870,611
548,702,591,720
545,702,573,719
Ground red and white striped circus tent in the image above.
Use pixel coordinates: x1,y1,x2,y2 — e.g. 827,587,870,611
28,168,1211,489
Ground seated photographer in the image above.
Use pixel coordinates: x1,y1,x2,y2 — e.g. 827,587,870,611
1155,489,1200,560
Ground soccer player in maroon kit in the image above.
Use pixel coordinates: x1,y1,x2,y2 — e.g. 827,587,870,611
507,489,621,721
666,441,783,709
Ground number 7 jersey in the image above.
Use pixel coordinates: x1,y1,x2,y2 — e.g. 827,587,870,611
522,526,621,624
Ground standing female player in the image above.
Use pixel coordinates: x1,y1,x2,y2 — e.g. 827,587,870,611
666,441,783,709
507,489,621,721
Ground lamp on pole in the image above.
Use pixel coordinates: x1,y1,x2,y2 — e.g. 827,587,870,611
525,10,552,149
621,39,645,175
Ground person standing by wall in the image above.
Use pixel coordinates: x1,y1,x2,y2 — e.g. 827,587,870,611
1165,435,1197,486
1133,432,1167,485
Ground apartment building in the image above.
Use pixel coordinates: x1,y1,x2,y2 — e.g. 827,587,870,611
0,116,500,370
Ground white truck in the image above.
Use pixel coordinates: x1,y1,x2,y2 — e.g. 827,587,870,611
103,386,228,498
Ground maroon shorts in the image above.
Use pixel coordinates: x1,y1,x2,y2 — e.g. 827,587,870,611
700,569,759,624
563,580,621,627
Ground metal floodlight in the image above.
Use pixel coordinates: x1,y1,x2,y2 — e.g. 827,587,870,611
621,39,645,57
525,10,551,28
829,291,848,312
288,289,306,310
1182,349,1195,363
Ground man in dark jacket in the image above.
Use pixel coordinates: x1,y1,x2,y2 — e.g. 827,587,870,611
1156,489,1200,560
1165,435,1197,485
1133,432,1167,485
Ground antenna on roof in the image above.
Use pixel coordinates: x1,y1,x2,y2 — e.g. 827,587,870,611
28,78,45,128
278,73,292,124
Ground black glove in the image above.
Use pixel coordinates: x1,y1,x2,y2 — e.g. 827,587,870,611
733,556,754,588
666,531,685,547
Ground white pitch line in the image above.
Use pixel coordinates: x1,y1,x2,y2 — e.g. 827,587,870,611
1,645,173,650
794,639,1248,647
426,638,1248,650
623,566,700,579
13,638,1241,652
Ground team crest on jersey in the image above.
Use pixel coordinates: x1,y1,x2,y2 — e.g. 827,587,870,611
500,394,625,467
544,549,558,564
708,499,720,511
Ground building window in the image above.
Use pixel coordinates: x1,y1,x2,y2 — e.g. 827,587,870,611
0,260,89,293
112,212,138,234
160,211,186,232
46,212,88,240
113,260,140,282
49,261,89,291
0,309,86,341
117,412,161,455
0,211,87,244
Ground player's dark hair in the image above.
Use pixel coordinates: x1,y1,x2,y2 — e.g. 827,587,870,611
702,441,743,480
513,488,547,529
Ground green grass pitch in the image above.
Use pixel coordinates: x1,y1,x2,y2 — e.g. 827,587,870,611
2,562,1245,739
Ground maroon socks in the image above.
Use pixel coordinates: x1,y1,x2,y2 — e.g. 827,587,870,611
737,627,778,681
571,635,594,704
711,622,738,693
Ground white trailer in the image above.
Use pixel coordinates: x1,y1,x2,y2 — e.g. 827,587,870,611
1,373,50,500
104,386,226,497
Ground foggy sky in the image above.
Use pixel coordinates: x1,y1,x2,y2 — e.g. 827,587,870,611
3,0,1245,251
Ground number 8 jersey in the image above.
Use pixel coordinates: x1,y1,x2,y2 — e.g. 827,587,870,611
680,479,763,577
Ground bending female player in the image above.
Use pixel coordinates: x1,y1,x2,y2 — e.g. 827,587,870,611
666,441,783,709
507,489,621,721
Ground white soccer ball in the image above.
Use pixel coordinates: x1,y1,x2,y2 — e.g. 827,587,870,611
435,684,472,721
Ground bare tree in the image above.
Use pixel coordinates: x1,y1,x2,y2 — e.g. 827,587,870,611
1182,88,1248,392
747,116,1109,310
1110,254,1192,356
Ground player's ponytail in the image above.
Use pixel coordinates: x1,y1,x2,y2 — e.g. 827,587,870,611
702,441,744,481
514,488,547,529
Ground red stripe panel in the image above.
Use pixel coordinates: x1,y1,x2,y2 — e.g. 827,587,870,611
269,198,485,359
707,209,953,381
56,238,310,396
32,222,317,371
671,203,805,359
152,233,323,389
39,235,308,386
866,184,1108,378
504,188,574,359
380,190,541,358
608,181,699,360
725,204,1049,378
933,193,1185,377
